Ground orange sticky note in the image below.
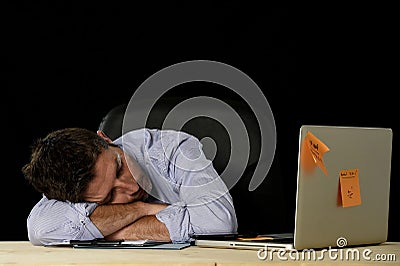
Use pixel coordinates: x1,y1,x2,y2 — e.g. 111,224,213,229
339,168,361,208
300,131,330,176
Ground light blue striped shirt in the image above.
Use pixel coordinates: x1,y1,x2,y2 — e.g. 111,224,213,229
27,128,238,245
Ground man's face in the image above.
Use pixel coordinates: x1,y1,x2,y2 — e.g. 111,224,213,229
83,146,148,204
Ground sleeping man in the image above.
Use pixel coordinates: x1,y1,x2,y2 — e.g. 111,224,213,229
22,127,237,245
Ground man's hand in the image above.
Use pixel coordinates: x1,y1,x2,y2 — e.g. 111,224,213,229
90,201,168,236
145,202,169,216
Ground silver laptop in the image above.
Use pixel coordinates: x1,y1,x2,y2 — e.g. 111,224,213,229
195,125,393,250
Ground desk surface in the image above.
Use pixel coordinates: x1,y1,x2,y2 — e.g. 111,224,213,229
0,241,399,265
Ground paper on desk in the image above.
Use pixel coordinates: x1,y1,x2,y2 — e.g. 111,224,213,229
45,240,71,246
45,239,162,247
74,243,191,250
118,239,156,245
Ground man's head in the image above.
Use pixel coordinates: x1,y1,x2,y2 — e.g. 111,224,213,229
22,127,147,204
22,128,108,202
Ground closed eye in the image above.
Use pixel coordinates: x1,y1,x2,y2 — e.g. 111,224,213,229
99,191,113,205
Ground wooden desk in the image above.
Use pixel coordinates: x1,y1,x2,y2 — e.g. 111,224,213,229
0,241,399,265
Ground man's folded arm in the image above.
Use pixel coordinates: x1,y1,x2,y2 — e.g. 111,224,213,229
26,197,169,245
90,201,169,236
105,215,171,241
104,199,236,243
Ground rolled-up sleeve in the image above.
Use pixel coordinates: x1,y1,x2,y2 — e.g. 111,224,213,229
156,196,237,243
155,204,191,243
27,196,103,245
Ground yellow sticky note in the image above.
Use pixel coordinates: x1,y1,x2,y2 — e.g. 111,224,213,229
339,169,362,208
300,131,330,176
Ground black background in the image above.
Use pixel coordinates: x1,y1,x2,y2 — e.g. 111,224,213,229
5,2,399,241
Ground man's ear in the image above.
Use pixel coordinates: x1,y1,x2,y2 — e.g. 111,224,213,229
97,130,113,144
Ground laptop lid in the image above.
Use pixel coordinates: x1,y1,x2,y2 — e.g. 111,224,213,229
294,125,393,250
194,125,393,251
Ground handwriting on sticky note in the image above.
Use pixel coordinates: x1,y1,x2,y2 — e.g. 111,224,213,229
339,169,361,207
300,131,330,176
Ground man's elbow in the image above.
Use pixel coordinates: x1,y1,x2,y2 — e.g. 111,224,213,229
199,211,238,234
216,216,238,233
28,228,50,246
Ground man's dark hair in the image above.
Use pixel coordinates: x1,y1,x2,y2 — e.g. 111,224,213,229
22,127,109,202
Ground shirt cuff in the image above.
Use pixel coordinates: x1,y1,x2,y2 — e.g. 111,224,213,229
72,202,103,239
155,204,192,243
